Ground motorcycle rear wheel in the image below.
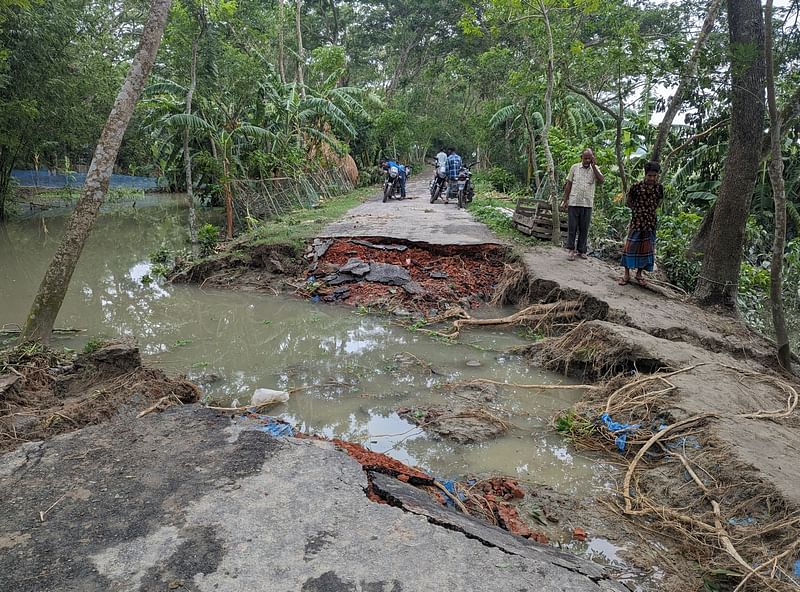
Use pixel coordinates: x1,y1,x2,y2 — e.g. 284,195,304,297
430,183,441,203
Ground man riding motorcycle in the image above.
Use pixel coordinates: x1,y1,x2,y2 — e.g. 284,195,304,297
444,148,462,205
380,158,408,199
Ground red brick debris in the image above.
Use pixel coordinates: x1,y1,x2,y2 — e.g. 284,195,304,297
315,240,507,308
303,433,549,543
331,438,433,484
467,478,549,543
471,477,526,501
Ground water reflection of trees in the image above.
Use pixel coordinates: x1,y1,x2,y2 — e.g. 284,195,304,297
1,205,602,491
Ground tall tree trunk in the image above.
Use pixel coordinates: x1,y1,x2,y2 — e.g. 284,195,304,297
0,142,23,222
652,0,723,163
329,0,339,43
185,37,198,251
522,109,533,188
0,154,13,221
539,0,560,247
295,0,306,96
20,0,173,344
616,67,628,196
694,0,765,309
764,0,791,369
277,0,286,83
223,153,233,240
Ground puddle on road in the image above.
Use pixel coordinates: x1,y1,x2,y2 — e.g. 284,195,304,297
1,199,609,496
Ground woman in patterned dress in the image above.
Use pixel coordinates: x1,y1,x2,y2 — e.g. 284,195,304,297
619,161,664,286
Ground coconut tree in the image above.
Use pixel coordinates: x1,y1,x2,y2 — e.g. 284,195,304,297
20,0,174,343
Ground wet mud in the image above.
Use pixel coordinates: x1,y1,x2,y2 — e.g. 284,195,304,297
0,340,200,453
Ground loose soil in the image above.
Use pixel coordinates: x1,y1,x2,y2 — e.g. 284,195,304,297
169,234,515,315
308,238,508,311
516,249,800,591
0,340,200,453
168,241,307,291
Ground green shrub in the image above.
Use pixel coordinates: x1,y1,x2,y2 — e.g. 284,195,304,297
83,337,106,354
480,166,518,192
656,212,703,291
784,240,800,308
198,223,221,258
738,262,770,331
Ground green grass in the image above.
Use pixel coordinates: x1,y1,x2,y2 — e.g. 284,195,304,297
245,185,376,249
82,337,106,354
470,194,543,247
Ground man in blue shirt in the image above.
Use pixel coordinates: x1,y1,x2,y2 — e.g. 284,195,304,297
445,148,462,204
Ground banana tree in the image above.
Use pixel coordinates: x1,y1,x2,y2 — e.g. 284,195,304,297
165,102,274,239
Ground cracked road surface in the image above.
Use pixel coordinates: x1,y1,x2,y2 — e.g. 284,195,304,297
320,174,503,246
1,407,625,591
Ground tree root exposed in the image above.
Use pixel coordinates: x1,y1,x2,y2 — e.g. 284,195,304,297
555,363,800,591
421,300,584,339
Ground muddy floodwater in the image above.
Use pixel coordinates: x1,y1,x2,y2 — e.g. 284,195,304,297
1,197,609,495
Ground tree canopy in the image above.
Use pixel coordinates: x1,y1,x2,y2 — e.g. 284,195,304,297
2,0,799,331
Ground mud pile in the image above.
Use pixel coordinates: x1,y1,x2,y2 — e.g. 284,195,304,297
305,238,508,313
0,340,200,453
169,242,306,291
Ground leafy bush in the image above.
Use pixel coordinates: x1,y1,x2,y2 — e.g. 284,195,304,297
738,262,770,331
656,212,702,291
83,337,106,354
783,239,800,308
198,223,221,258
479,166,518,192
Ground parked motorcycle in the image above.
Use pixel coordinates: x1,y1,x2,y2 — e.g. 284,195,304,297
429,162,448,203
383,164,409,202
447,161,477,209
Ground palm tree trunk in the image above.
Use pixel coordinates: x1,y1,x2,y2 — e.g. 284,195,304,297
694,0,765,308
652,0,722,163
185,37,198,251
538,0,560,246
278,0,286,83
295,0,306,97
20,0,173,343
764,0,791,369
223,154,233,240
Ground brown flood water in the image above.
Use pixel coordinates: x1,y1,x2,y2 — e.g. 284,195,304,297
0,197,611,495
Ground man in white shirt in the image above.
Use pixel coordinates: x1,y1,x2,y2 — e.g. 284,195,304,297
435,147,448,171
561,148,604,260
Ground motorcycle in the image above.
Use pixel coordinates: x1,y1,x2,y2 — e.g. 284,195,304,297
383,164,410,202
447,161,477,209
429,162,448,203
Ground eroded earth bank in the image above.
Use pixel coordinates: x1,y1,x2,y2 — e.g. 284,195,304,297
2,177,798,592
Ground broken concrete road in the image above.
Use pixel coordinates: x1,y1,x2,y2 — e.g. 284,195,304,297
320,175,502,246
0,407,625,592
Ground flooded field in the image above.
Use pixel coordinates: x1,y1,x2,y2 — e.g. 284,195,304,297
0,199,609,495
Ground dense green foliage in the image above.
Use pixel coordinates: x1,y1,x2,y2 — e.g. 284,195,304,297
1,0,798,338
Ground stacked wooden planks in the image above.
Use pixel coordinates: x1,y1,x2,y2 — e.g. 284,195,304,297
512,198,568,241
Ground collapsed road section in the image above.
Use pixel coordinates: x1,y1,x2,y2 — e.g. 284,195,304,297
0,406,626,592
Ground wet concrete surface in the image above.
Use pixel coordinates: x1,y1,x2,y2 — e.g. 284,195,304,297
0,406,625,592
320,175,503,246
